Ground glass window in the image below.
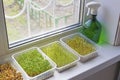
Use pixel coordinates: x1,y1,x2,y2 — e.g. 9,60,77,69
2,0,84,48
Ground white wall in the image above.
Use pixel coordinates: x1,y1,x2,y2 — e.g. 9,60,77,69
95,0,120,45
0,0,9,56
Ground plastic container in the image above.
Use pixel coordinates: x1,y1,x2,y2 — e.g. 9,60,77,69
12,47,56,80
0,58,25,80
40,41,80,72
60,32,99,62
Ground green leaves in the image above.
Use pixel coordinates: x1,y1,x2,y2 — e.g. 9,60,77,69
16,49,52,77
41,42,77,67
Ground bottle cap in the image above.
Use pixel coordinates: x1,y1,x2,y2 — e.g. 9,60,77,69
86,1,101,15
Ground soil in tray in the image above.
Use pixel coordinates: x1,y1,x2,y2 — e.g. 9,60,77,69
0,63,23,80
41,42,77,67
66,36,96,56
16,49,52,77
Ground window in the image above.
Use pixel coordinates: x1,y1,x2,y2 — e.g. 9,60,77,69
0,0,84,54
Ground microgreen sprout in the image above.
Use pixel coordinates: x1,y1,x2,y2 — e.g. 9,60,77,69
66,36,96,55
41,42,77,67
16,48,52,77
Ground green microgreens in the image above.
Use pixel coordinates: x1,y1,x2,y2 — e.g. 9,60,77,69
16,49,52,77
41,42,77,67
66,36,96,55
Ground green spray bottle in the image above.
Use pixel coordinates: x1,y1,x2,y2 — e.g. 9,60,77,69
81,1,102,43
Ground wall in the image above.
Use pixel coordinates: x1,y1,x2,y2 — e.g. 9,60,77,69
114,16,120,46
0,0,9,56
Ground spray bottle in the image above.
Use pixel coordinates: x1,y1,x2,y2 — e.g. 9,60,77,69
81,1,101,43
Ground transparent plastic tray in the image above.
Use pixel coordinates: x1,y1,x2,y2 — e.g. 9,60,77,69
60,32,99,62
0,58,26,80
12,47,56,80
40,41,80,72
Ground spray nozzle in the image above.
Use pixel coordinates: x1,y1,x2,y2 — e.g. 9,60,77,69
86,1,101,16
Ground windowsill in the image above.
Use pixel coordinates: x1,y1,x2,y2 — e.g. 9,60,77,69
48,44,120,80
0,29,120,80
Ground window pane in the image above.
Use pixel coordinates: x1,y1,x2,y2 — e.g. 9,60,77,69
3,0,28,42
3,0,81,46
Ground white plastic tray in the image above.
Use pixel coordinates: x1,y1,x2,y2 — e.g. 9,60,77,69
40,41,80,72
0,58,26,80
12,47,56,80
60,32,99,62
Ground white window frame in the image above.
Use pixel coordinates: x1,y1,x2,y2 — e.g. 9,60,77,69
0,0,85,56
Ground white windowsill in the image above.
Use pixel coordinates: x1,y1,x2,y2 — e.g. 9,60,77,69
48,44,120,80
0,30,120,80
